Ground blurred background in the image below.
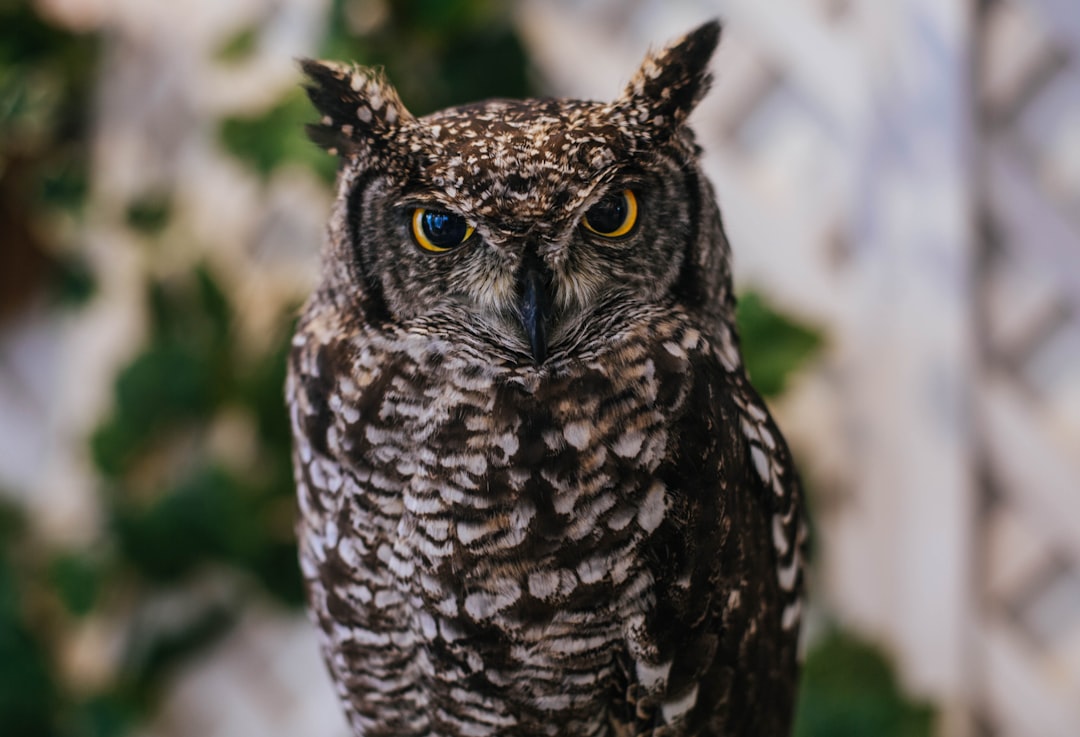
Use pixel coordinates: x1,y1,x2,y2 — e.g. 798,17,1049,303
1,0,1078,735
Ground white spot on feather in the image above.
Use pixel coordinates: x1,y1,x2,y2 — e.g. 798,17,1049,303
778,550,800,592
563,421,592,450
464,582,520,620
751,445,770,481
663,341,685,358
418,612,437,639
457,518,493,545
746,402,768,422
577,556,609,584
773,514,790,557
373,589,400,609
635,659,672,690
528,569,577,600
662,684,699,724
613,430,644,458
782,600,802,630
637,482,667,533
528,570,559,600
607,506,636,530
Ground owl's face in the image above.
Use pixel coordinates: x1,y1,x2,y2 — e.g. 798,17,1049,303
304,22,726,365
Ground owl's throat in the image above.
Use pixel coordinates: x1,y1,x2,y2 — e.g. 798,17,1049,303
516,253,554,366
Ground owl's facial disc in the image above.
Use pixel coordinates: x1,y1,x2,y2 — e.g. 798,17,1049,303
515,251,555,365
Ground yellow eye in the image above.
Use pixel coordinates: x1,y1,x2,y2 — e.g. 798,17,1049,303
411,208,475,253
582,189,638,238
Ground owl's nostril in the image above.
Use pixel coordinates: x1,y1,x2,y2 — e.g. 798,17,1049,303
516,253,554,365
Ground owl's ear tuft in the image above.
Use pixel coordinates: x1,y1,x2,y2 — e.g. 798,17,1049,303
618,21,721,143
300,59,413,156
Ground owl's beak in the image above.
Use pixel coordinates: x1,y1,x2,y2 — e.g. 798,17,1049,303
516,255,554,365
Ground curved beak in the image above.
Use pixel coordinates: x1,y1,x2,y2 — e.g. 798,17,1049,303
516,254,554,365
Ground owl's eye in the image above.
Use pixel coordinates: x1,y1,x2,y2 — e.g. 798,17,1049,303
411,208,475,253
582,189,638,238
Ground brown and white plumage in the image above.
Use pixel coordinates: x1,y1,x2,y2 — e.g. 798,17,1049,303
287,22,806,737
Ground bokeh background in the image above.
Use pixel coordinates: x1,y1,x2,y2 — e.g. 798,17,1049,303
2,0,1078,735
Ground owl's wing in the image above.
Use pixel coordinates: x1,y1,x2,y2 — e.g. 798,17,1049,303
287,322,433,735
619,344,806,737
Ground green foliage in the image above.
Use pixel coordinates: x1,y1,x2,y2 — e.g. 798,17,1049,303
125,194,173,235
221,88,340,183
0,0,97,174
48,552,103,617
0,579,58,736
220,0,532,184
37,156,90,213
737,290,824,397
92,268,231,476
215,25,259,63
0,264,300,737
0,501,59,737
92,264,302,603
60,695,134,737
48,253,96,307
119,600,236,699
794,631,936,737
0,0,98,315
321,0,531,116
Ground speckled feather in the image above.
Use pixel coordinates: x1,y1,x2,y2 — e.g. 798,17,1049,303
288,21,806,737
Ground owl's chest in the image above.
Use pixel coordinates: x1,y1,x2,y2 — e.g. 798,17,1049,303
295,323,719,729
356,348,671,520
336,338,689,613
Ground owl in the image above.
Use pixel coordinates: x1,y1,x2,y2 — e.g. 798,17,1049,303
287,21,806,737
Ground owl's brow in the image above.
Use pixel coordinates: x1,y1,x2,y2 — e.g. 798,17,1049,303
392,187,471,211
571,167,651,209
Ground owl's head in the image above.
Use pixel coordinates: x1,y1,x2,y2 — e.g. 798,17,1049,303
303,21,729,365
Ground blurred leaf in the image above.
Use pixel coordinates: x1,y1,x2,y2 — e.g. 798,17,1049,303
37,150,89,212
49,252,96,307
145,266,232,346
249,534,304,606
431,30,530,111
48,552,103,617
106,448,301,603
0,497,26,544
0,537,58,737
91,343,213,476
237,313,296,449
320,0,531,116
91,267,236,476
0,0,83,65
0,1,97,321
62,694,134,737
193,267,232,343
794,631,935,737
121,599,235,691
215,25,258,63
0,0,98,146
125,194,172,235
112,465,246,582
220,89,338,183
737,290,824,397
